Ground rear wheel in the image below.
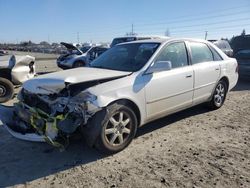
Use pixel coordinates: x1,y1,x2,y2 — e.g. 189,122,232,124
0,78,14,103
208,80,227,109
73,61,85,68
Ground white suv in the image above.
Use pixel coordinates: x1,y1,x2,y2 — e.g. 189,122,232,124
1,38,238,153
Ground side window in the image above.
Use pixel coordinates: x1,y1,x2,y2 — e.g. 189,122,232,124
189,42,213,64
155,42,188,69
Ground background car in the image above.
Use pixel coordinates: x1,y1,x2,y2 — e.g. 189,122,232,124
110,35,169,47
209,40,233,57
57,42,109,69
0,55,35,103
0,50,8,56
234,49,250,79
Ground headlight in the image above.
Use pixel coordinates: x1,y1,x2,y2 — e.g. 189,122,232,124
72,91,97,103
81,91,97,102
70,91,98,114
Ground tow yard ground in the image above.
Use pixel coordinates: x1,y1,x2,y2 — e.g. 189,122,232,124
0,52,249,188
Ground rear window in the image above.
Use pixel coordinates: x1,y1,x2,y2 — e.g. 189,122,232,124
214,41,231,49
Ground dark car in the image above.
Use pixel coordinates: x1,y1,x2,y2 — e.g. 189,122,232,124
234,49,250,79
0,50,8,56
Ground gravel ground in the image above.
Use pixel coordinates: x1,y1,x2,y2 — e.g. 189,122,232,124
0,53,249,188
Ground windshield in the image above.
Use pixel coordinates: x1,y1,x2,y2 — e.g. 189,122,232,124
91,42,160,72
80,46,91,53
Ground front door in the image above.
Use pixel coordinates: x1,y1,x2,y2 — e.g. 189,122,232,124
144,42,194,120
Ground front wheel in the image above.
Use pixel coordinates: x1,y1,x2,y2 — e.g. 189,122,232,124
89,103,138,154
208,80,227,109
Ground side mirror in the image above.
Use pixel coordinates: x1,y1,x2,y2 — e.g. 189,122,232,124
146,61,172,74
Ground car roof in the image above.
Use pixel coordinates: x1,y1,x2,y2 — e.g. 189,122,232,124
117,37,210,45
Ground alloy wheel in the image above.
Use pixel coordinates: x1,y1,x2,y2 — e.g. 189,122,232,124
214,83,225,107
104,111,132,146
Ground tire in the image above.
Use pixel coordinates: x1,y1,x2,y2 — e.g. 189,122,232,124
208,80,228,110
0,77,14,103
73,61,85,68
83,103,138,154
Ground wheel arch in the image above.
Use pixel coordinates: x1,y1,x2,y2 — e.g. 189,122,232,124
108,98,141,126
0,68,12,81
219,76,229,92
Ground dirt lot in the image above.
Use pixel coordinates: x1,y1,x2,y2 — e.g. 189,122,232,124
0,53,249,188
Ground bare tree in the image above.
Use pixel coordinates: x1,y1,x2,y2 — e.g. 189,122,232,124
241,29,246,36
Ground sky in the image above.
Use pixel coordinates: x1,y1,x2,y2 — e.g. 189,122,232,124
0,0,250,44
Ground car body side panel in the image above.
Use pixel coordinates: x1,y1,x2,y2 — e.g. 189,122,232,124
144,66,194,120
87,73,148,126
192,61,221,105
219,58,238,91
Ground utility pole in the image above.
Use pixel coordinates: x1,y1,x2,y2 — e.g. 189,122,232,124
205,31,208,40
77,32,80,44
47,34,50,44
132,24,134,35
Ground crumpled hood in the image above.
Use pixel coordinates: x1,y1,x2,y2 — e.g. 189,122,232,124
23,67,131,94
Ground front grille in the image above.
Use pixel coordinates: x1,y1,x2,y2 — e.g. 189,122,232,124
22,89,51,114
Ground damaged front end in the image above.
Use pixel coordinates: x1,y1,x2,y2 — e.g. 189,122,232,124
2,87,101,149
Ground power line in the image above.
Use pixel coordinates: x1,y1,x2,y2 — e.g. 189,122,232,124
134,10,250,29
43,5,250,38
135,17,250,34
171,22,250,34
133,4,250,26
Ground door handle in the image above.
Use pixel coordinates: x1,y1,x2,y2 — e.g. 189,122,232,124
215,68,220,71
186,75,192,78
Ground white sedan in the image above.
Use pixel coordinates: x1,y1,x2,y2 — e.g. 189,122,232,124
1,38,238,153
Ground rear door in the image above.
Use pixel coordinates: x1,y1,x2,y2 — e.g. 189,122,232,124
187,41,221,105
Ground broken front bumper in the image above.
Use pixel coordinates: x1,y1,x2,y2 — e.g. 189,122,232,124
0,104,69,148
0,105,45,142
